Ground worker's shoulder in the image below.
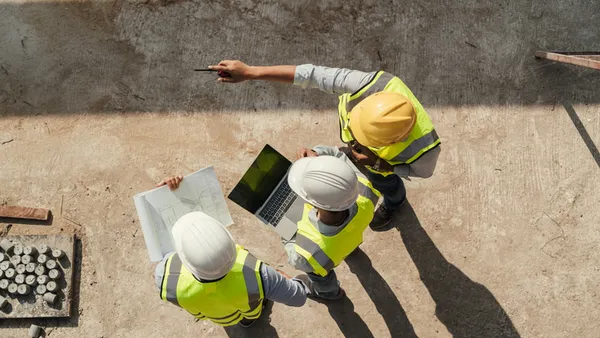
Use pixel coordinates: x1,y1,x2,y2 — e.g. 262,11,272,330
155,252,176,272
163,251,177,260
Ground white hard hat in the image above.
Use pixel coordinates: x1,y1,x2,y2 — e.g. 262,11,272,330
171,212,236,280
288,156,359,211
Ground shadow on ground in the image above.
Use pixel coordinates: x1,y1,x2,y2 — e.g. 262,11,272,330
223,299,279,338
311,289,376,338
562,101,600,168
346,248,418,337
1,0,599,116
393,201,520,338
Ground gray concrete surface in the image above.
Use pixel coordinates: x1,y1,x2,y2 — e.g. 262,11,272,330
1,0,599,337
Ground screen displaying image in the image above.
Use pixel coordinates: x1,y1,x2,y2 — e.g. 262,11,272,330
228,145,291,213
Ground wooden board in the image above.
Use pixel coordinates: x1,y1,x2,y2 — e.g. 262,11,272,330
535,51,600,70
0,206,50,221
0,235,74,318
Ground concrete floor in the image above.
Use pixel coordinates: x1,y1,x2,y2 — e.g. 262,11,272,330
1,0,600,337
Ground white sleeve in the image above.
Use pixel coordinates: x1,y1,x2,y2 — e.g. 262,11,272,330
283,239,315,274
260,264,309,307
154,252,175,290
393,146,441,178
294,64,376,94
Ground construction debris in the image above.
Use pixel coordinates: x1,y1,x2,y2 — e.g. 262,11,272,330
51,249,65,259
13,244,23,255
46,260,57,270
37,254,48,264
0,205,51,221
49,269,62,280
35,284,46,295
0,239,14,253
28,324,42,338
0,235,74,318
46,281,58,293
43,292,57,305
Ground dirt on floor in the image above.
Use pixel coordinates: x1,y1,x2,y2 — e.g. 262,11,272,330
1,0,600,337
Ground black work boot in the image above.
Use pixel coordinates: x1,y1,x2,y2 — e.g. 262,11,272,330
295,274,345,301
239,318,256,328
239,299,270,328
369,204,395,232
311,288,346,301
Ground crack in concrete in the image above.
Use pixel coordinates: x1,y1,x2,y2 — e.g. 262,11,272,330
539,212,566,258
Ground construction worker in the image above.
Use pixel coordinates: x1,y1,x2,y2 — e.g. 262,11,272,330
282,147,381,299
154,177,310,327
210,60,441,231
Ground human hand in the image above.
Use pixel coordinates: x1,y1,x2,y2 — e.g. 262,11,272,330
348,142,378,166
294,274,314,294
349,142,394,172
156,175,183,190
296,147,318,159
209,60,254,83
276,268,292,279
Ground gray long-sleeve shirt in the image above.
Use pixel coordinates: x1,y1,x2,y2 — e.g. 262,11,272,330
283,145,365,273
154,252,309,307
293,64,440,179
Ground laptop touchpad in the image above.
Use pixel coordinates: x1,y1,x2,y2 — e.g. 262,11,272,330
285,196,305,223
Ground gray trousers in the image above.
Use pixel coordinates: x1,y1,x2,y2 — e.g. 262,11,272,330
367,171,407,211
308,269,340,298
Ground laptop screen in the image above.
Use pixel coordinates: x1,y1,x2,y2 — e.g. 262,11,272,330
228,144,292,214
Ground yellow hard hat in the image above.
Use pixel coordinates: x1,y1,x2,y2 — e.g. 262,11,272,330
349,91,416,147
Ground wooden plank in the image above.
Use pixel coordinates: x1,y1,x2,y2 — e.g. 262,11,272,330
574,55,600,62
0,206,50,221
535,51,600,70
548,51,600,55
0,235,75,318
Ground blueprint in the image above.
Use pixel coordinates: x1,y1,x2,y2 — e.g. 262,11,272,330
133,167,233,262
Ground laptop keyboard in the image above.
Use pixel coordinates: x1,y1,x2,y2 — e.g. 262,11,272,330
258,180,297,226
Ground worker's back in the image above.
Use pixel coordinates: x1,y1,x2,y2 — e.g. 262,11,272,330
294,174,380,276
159,245,264,326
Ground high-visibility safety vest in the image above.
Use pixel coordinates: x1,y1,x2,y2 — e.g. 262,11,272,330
338,71,441,176
159,245,264,326
294,176,381,276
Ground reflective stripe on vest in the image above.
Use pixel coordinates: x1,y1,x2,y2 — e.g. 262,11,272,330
358,176,380,206
389,129,439,163
347,72,395,112
160,246,264,326
294,177,380,276
338,71,440,176
161,254,182,307
295,233,335,273
242,253,261,311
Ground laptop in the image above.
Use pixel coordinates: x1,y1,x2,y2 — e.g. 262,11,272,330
228,144,304,240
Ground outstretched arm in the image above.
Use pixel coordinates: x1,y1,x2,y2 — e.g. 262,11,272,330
260,263,310,307
209,60,296,84
209,60,376,94
294,64,376,94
